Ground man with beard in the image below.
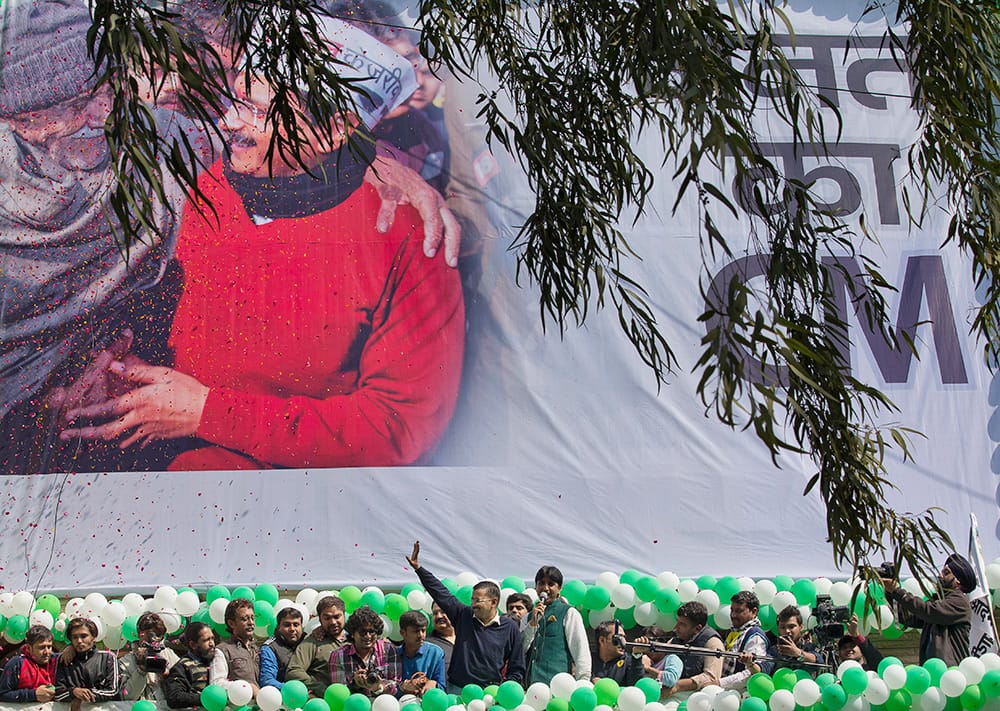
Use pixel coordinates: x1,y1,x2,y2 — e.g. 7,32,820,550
0,626,58,702
164,622,217,709
720,591,768,690
286,596,347,696
425,603,456,677
883,553,975,665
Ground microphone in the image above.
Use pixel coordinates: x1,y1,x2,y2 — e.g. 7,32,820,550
538,592,548,604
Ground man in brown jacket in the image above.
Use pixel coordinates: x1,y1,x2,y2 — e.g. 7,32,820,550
883,553,974,665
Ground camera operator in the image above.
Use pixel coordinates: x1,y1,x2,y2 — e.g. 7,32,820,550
329,606,403,698
837,614,883,672
882,554,974,665
591,620,643,687
122,612,180,701
745,606,823,675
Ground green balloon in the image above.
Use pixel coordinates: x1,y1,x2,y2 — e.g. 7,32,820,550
757,605,777,631
206,585,232,604
254,600,276,628
359,589,386,614
852,593,868,618
695,575,717,590
878,657,904,675
255,584,280,606
447,694,461,707
502,576,526,593
584,586,611,611
121,615,139,642
456,586,474,606
496,680,525,709
441,578,459,594
791,579,817,606
570,687,597,711
635,576,660,603
924,658,949,685
562,580,588,607
593,678,620,706
821,684,848,710
423,688,449,711
0,614,7,632
619,570,642,587
654,588,681,614
882,623,907,640
962,685,985,710
282,680,310,709
740,698,768,711
636,677,660,703
340,586,362,612
905,665,932,695
304,698,331,711
232,586,256,603
981,670,1000,698
816,673,837,689
402,705,421,711
325,684,352,711
841,666,869,695
200,684,229,711
35,594,61,617
484,685,499,698
4,615,29,642
714,577,742,604
885,689,912,711
132,700,157,711
547,698,571,711
866,580,887,605
773,668,798,692
382,594,408,622
772,576,794,592
400,583,423,597
747,673,775,701
343,694,372,711
177,587,198,596
614,605,636,629
52,625,66,643
462,684,486,703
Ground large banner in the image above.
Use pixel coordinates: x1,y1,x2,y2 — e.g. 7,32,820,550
1,0,997,591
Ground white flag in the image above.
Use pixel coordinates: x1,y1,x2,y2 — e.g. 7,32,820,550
968,514,999,656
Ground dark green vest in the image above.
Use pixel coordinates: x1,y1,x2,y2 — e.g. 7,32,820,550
527,599,572,684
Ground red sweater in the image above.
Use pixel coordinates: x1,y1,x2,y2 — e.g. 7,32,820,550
167,162,464,470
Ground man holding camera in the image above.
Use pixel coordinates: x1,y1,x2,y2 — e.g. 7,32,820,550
591,621,644,686
745,606,823,675
329,606,402,698
882,554,974,665
121,612,180,701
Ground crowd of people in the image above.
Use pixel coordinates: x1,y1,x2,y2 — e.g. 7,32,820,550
0,547,980,707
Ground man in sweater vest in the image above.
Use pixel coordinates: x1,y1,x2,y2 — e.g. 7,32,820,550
719,591,769,690
524,566,591,684
0,626,57,702
406,541,525,693
261,607,303,690
662,602,724,700
164,622,216,709
210,599,260,697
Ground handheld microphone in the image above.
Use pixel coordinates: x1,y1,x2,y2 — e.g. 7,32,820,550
538,592,548,604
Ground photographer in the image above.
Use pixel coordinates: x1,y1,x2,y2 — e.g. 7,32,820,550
837,614,883,672
883,554,974,665
329,606,402,698
122,612,180,701
591,621,643,687
747,606,823,675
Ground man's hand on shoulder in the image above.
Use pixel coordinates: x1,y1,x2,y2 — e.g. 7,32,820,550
406,541,421,570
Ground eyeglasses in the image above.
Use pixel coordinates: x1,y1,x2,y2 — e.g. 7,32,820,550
357,629,380,637
226,99,269,130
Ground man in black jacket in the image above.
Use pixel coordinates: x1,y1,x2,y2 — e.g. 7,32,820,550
164,622,217,709
54,618,123,703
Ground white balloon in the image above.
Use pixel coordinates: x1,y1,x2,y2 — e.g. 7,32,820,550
525,589,540,604
701,685,722,699
159,608,182,634
843,695,871,711
687,692,712,711
455,572,480,588
987,564,1000,590
512,705,535,711
618,687,648,711
104,626,126,651
588,607,615,627
678,580,699,602
864,678,890,705
90,617,106,642
915,688,946,711
551,672,577,700
209,598,229,624
696,590,720,614
101,601,127,627
373,694,401,711
635,602,659,627
257,685,283,711
713,605,732,630
829,582,853,606
483,695,495,709
11,591,34,617
645,704,667,711
940,669,968,698
29,610,54,629
121,593,146,617
227,680,253,706
754,580,777,605
883,664,906,690
813,578,833,595
611,584,637,609
982,653,1000,671
596,572,619,591
296,588,319,613
153,586,178,609
468,701,487,711
0,593,14,617
656,612,677,630
769,689,795,711
145,598,162,614
596,705,615,711
53,617,67,634
175,591,201,617
304,617,321,634
713,690,741,711
499,588,515,611
665,703,681,711
771,591,796,611
382,617,398,640
737,577,755,591
792,679,821,707
524,682,551,711
837,660,863,678
656,572,680,591
83,593,108,616
406,590,426,611
961,656,987,684
902,578,926,596
576,679,595,691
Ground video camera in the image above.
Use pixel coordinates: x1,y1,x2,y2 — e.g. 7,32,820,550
811,594,850,645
